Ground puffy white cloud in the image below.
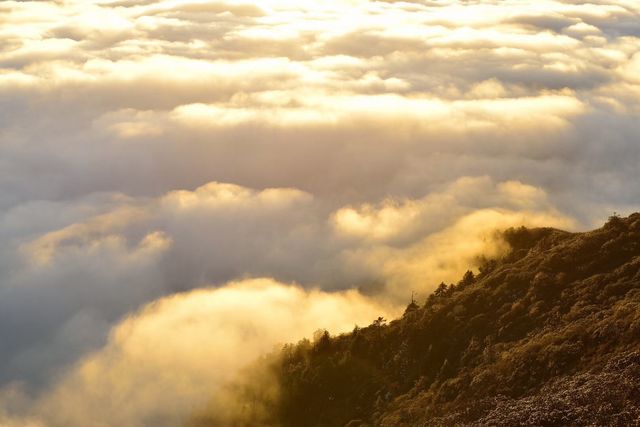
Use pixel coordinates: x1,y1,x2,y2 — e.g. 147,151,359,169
0,182,319,387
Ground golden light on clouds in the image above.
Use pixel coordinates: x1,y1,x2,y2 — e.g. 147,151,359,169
0,0,639,425
33,279,391,427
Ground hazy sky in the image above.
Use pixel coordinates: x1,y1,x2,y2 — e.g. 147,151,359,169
1,0,639,425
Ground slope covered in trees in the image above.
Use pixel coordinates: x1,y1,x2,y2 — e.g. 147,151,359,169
190,213,640,426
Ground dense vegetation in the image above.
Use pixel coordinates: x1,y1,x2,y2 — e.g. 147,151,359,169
190,213,640,426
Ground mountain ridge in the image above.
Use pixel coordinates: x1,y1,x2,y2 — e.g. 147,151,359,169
191,213,640,426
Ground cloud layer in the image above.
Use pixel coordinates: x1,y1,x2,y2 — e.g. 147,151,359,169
27,279,390,427
1,0,639,425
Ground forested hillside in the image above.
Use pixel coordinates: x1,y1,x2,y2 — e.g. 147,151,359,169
191,213,640,426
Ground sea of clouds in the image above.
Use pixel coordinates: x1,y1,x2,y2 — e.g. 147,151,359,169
0,0,639,425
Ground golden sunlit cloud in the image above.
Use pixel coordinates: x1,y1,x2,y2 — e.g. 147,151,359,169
28,279,391,427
